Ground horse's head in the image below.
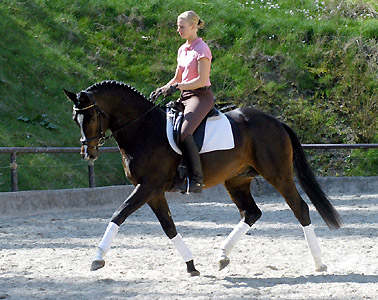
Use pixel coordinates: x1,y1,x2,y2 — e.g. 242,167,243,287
64,89,109,161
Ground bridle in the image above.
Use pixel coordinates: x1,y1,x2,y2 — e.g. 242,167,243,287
74,103,109,150
73,99,158,150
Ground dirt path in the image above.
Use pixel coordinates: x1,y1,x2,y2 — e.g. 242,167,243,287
0,193,377,299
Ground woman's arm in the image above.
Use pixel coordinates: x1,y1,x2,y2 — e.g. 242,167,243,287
177,57,210,90
164,65,182,87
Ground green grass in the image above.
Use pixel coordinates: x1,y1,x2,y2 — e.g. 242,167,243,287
1,0,377,191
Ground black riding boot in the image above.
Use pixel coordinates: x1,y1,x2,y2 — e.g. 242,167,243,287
178,135,203,194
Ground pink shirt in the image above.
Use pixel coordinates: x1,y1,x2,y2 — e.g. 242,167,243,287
177,38,212,86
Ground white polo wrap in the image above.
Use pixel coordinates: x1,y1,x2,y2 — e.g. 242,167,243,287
303,224,322,258
221,219,251,257
98,222,119,254
171,233,193,262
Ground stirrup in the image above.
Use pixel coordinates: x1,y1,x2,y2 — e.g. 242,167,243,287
170,177,203,194
184,178,203,194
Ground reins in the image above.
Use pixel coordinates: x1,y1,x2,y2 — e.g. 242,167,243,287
111,105,158,138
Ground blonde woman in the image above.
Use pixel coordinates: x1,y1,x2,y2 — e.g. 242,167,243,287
151,10,214,193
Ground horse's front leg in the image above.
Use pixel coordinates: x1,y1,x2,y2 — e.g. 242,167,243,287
91,183,157,271
148,196,200,276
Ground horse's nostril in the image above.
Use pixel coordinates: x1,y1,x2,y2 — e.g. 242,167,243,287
81,150,98,161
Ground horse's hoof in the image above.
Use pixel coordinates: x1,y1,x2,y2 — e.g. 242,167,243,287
316,264,327,272
186,260,200,276
219,258,230,270
189,270,201,276
91,260,105,271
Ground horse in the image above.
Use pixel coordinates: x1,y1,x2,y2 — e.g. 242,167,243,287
63,80,342,276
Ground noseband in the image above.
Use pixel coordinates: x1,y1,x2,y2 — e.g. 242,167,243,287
74,99,157,150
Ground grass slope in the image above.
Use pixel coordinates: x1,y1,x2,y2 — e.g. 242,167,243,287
0,0,377,191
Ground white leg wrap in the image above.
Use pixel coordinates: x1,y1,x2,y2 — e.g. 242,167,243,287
171,233,193,262
303,224,322,258
220,220,251,258
303,224,326,271
93,247,105,261
98,222,119,255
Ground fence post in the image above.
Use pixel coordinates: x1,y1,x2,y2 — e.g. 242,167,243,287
88,160,95,188
10,152,18,192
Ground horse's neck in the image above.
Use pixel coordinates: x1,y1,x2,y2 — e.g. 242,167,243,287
96,90,150,129
99,92,165,149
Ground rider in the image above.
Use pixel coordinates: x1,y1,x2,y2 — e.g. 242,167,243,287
151,11,214,194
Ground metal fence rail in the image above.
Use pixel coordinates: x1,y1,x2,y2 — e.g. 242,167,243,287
302,144,378,149
0,147,118,192
1,144,378,192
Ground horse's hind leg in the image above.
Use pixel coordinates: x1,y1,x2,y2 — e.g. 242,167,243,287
219,177,262,270
268,177,327,271
148,196,200,276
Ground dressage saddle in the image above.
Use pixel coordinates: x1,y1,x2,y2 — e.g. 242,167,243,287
167,100,220,152
166,100,220,192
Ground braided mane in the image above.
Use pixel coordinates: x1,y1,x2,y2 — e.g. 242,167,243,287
85,80,149,101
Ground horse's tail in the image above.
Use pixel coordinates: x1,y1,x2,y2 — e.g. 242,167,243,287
282,123,342,230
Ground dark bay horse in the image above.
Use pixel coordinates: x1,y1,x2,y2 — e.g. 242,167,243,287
64,80,342,276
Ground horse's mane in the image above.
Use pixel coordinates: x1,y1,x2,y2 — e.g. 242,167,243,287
85,80,149,102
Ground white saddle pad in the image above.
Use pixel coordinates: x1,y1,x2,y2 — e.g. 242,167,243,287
166,109,235,155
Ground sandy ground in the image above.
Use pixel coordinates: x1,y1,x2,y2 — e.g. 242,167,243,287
0,192,377,300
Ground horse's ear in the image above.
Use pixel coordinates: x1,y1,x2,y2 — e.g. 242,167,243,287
79,91,91,103
63,89,78,104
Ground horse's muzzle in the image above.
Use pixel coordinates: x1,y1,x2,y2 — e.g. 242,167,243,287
81,145,99,161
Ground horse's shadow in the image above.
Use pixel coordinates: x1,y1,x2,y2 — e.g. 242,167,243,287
217,273,378,288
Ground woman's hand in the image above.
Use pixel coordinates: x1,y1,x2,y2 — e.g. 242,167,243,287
149,87,163,102
150,84,178,102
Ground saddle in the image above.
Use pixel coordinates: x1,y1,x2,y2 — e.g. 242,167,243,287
166,101,234,192
166,100,222,152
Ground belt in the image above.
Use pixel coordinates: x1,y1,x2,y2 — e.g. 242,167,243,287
183,86,211,92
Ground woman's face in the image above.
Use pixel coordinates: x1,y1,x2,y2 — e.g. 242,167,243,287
177,18,195,40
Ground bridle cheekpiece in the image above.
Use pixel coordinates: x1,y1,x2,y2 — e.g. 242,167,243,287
73,101,110,150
